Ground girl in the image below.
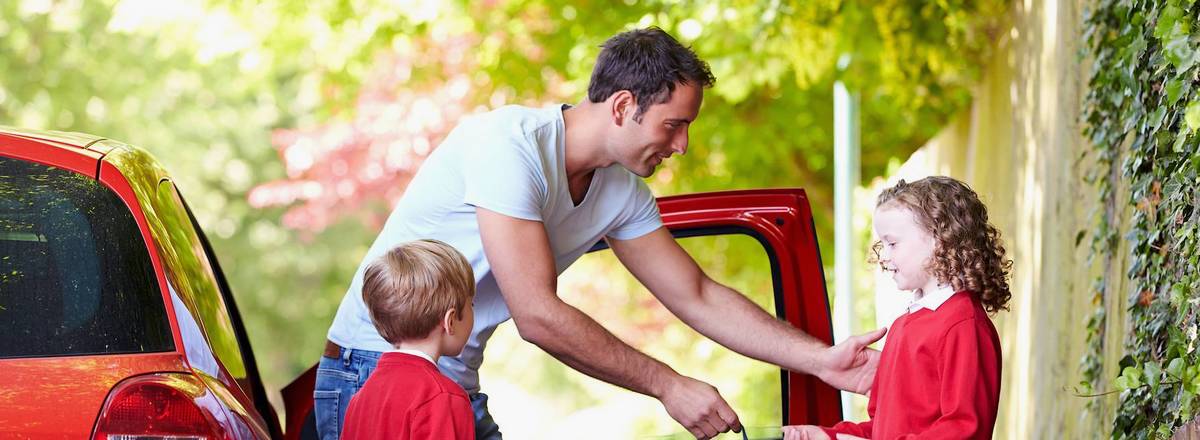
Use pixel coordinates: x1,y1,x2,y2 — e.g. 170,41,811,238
786,176,1012,439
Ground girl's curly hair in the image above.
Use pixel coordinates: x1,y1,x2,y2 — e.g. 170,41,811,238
871,176,1013,314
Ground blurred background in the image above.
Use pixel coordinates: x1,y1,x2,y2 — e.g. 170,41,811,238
7,0,1160,437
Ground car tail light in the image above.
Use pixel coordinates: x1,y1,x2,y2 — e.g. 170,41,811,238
92,373,228,440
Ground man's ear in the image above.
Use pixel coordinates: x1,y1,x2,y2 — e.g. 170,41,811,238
609,90,635,126
442,308,457,335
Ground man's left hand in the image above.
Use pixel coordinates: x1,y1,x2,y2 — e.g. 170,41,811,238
814,327,887,394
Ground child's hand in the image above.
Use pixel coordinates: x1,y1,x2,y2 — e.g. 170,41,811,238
782,425,830,440
815,327,887,394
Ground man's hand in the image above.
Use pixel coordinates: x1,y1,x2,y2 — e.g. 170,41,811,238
782,425,829,440
782,426,868,440
658,374,742,439
814,327,887,394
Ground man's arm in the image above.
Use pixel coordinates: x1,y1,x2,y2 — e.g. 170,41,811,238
606,227,885,393
476,208,740,439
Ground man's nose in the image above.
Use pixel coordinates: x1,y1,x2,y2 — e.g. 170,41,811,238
671,131,689,155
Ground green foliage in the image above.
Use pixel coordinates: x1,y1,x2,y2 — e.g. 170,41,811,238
1081,0,1200,437
0,0,1006,423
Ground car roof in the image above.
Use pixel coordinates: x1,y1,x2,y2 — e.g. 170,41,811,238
0,126,107,151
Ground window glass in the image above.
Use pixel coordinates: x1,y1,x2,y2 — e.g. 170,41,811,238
481,233,782,439
0,156,171,358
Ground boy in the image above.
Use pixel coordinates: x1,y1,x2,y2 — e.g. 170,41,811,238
341,239,476,440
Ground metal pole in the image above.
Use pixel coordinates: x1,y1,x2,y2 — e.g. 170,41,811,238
833,63,860,420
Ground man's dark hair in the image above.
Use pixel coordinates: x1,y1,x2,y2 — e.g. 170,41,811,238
587,27,715,123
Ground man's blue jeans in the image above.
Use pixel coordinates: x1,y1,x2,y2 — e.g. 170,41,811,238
314,346,503,439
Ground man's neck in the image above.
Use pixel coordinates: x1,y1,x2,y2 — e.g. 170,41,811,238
562,101,614,181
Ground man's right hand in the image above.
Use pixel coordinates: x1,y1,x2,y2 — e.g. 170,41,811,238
658,374,742,439
814,327,887,394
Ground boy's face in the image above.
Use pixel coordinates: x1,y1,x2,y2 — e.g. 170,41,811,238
445,300,474,356
612,82,702,178
873,205,939,294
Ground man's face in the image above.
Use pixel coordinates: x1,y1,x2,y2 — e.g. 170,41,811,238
614,82,703,178
873,205,939,294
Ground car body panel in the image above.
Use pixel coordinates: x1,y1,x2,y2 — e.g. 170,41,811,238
0,353,188,436
0,127,104,150
0,129,280,439
0,126,103,177
99,141,280,437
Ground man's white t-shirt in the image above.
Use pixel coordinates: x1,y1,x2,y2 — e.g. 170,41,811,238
326,104,662,394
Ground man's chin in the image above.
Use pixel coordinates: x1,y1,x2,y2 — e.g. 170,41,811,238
626,164,655,178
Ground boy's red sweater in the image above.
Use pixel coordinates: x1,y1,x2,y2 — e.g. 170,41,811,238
826,291,1002,439
342,352,475,440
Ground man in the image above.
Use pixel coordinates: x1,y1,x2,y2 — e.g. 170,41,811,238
316,27,885,440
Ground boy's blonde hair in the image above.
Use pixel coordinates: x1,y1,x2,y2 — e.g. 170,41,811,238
362,239,475,344
872,176,1013,314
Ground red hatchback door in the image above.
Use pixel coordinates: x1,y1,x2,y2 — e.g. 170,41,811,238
282,188,840,438
652,188,841,427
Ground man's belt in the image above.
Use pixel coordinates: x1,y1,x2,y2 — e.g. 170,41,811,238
324,340,343,358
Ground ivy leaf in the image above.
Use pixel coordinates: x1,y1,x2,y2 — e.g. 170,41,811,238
1120,366,1144,390
1153,4,1183,40
1144,361,1162,388
1167,357,1186,380
1186,101,1200,132
1182,390,1196,420
1165,78,1184,105
1164,35,1197,70
1191,367,1200,394
1173,130,1191,152
1172,283,1189,306
1115,375,1131,391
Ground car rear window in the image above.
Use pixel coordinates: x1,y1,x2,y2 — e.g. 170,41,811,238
0,155,172,358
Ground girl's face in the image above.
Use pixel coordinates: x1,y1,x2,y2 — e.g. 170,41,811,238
873,205,940,294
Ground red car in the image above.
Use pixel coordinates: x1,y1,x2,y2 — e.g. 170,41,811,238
0,127,281,439
0,126,840,439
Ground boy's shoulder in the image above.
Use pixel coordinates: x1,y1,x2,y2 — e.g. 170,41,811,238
369,353,469,399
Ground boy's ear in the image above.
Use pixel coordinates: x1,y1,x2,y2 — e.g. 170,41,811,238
442,308,457,335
